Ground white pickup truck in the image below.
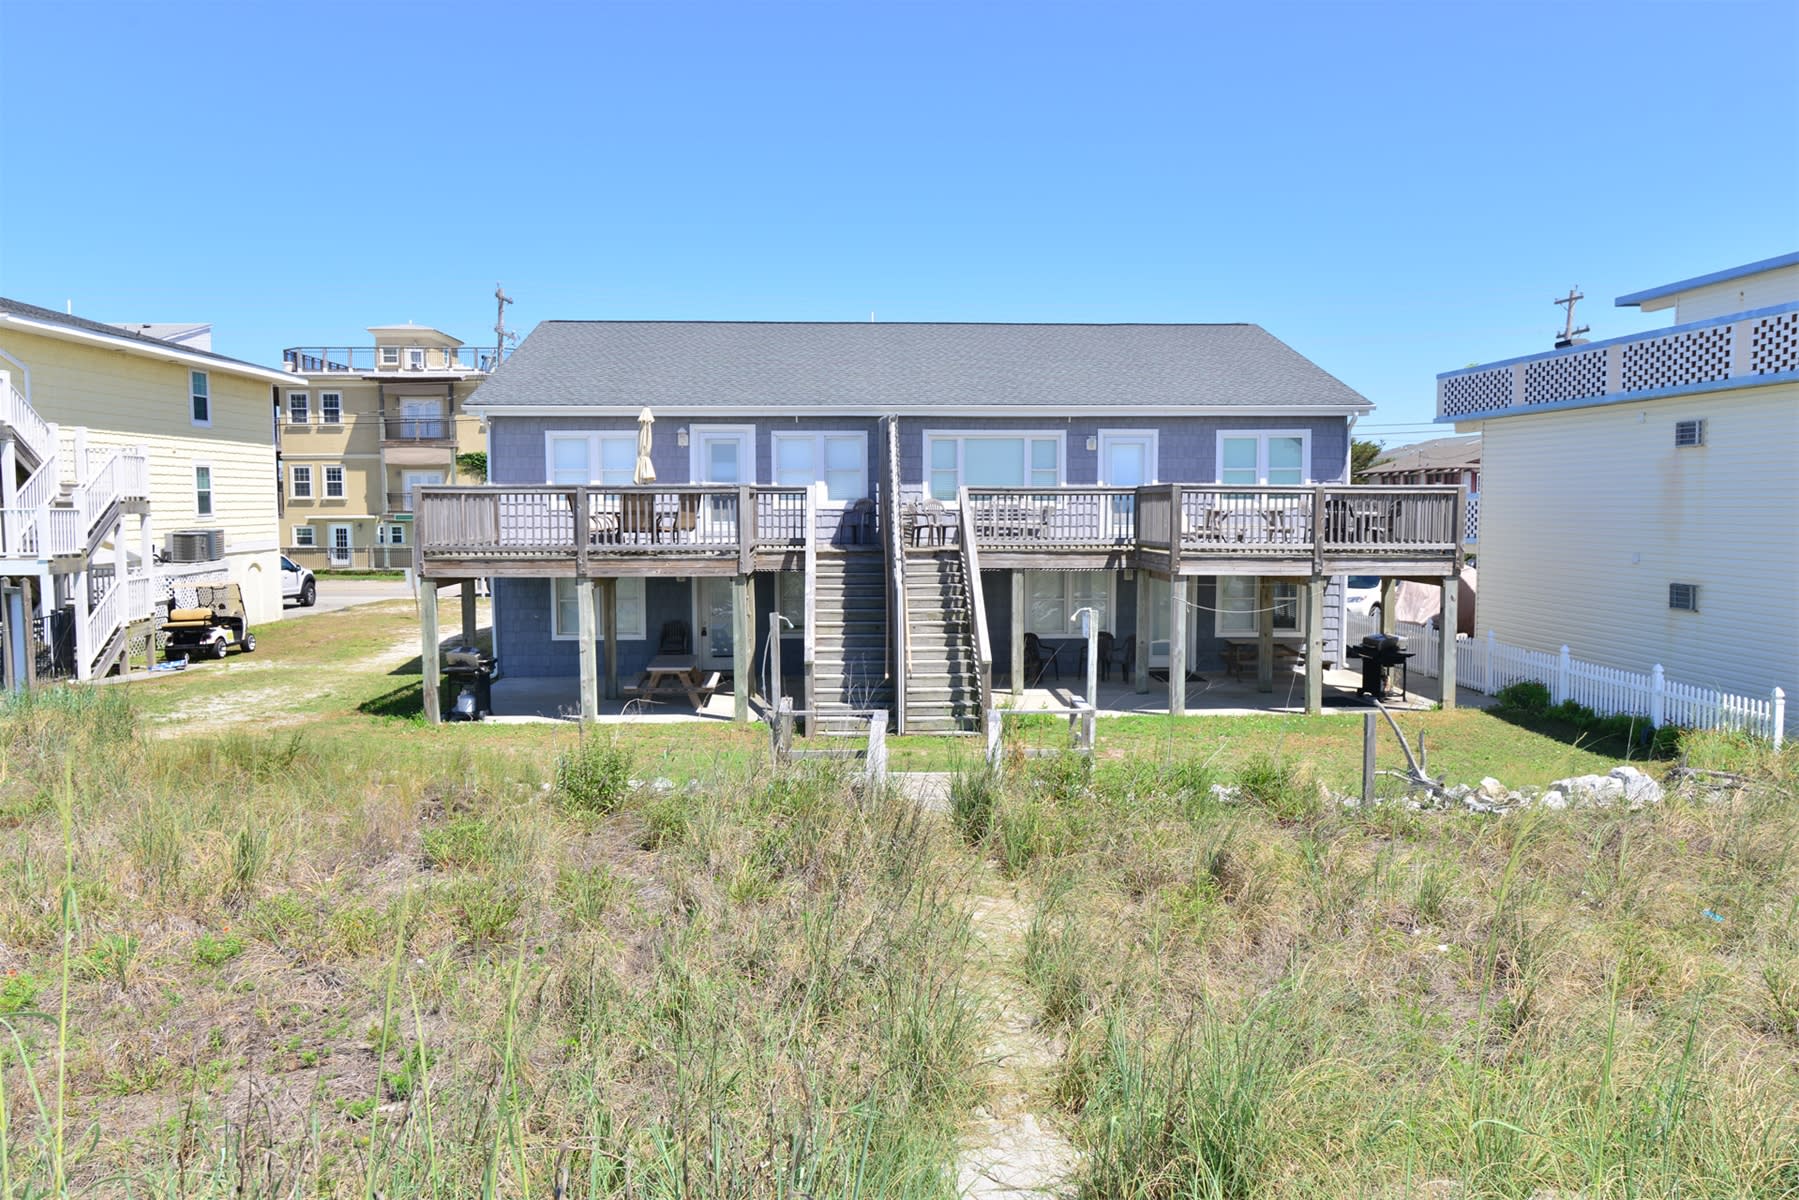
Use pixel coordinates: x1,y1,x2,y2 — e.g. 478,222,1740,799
280,556,317,607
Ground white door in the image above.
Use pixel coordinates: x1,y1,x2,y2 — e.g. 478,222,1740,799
691,426,754,539
401,470,443,512
328,524,353,567
694,576,735,669
1098,432,1156,540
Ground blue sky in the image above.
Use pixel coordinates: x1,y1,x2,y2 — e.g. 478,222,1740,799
1,0,1794,443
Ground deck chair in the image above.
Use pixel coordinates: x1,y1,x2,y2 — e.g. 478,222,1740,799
1022,632,1057,684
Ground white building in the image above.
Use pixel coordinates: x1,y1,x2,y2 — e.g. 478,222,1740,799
1437,253,1798,735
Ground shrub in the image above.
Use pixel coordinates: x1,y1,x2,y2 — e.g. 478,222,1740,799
1232,755,1316,823
1495,680,1551,713
554,736,634,814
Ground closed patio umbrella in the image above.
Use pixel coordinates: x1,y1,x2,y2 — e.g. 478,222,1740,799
634,407,657,485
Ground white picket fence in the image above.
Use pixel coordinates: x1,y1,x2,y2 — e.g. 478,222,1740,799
1347,612,1786,746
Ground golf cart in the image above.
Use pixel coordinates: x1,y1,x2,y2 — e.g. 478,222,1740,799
162,583,257,662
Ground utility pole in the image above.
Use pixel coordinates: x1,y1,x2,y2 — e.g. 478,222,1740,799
1553,286,1590,349
493,284,517,368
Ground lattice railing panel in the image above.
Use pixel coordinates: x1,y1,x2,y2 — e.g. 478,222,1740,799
1523,348,1606,405
1750,311,1799,376
1440,366,1511,416
1620,324,1732,393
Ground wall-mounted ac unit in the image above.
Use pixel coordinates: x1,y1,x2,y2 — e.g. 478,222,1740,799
165,528,226,562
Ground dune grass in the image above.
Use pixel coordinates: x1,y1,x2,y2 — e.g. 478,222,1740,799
4,629,1796,1197
950,728,1799,1199
0,686,983,1197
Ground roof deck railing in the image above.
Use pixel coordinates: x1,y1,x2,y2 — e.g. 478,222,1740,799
282,345,510,374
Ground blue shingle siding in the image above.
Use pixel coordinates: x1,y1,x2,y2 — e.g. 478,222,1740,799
494,414,1349,490
488,415,882,489
896,416,1349,486
495,576,697,680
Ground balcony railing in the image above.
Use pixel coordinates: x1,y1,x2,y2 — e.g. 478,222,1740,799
416,485,810,566
283,345,509,374
960,484,1460,560
381,416,454,442
1438,304,1799,420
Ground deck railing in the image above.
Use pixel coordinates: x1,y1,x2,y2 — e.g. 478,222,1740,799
1438,303,1798,420
284,346,507,374
956,484,1460,559
958,492,993,722
417,485,810,563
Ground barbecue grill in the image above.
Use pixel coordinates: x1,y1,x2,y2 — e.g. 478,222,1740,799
1346,632,1412,700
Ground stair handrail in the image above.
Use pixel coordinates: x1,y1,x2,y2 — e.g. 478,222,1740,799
3,459,60,556
802,483,818,732
958,486,993,722
0,377,55,466
80,447,124,531
882,415,908,734
84,575,121,674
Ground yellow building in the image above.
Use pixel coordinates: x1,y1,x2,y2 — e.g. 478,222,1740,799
0,298,289,637
278,325,495,571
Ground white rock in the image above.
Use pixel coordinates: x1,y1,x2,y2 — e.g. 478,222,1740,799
1540,789,1568,810
1478,776,1507,798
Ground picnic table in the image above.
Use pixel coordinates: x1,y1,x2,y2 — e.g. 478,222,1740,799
628,654,722,709
1222,638,1304,680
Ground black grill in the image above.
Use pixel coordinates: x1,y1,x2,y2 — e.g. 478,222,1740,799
1346,633,1412,699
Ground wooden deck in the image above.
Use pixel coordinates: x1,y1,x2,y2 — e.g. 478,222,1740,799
415,485,817,579
416,483,1464,579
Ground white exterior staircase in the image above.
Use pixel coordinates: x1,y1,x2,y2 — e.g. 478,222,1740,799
1,369,156,681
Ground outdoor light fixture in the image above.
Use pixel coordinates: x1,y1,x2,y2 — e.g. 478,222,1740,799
1086,435,1098,451
676,426,689,447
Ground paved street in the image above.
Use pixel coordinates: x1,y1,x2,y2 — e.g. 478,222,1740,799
283,577,416,619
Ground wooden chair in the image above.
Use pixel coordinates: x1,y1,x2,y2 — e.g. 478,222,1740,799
1190,506,1231,542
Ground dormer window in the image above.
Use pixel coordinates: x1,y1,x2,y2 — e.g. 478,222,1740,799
380,347,400,367
406,348,426,370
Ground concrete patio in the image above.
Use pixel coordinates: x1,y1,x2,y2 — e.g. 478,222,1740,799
484,674,741,723
997,662,1492,717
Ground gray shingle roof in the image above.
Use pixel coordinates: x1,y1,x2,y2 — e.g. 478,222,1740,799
468,321,1372,413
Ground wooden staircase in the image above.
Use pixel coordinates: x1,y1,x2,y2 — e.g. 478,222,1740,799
811,550,893,731
902,548,981,733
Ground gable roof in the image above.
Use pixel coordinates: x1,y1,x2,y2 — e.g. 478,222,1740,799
468,321,1373,415
0,297,291,384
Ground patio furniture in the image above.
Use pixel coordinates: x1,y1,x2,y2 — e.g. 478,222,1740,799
1188,506,1232,543
914,499,951,546
1022,632,1057,684
1100,632,1134,683
627,654,719,710
839,497,876,545
659,619,692,654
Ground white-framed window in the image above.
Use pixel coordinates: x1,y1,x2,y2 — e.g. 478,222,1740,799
323,465,345,499
287,391,309,424
319,392,342,424
552,577,647,641
406,348,426,370
777,571,806,635
292,525,316,547
1216,431,1310,486
190,371,211,426
1215,576,1299,637
290,464,313,499
772,431,868,501
380,346,400,366
1025,571,1114,636
545,431,638,485
193,463,214,516
925,431,1063,500
379,523,407,546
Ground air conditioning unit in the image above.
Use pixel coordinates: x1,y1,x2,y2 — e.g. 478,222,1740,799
165,528,226,562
